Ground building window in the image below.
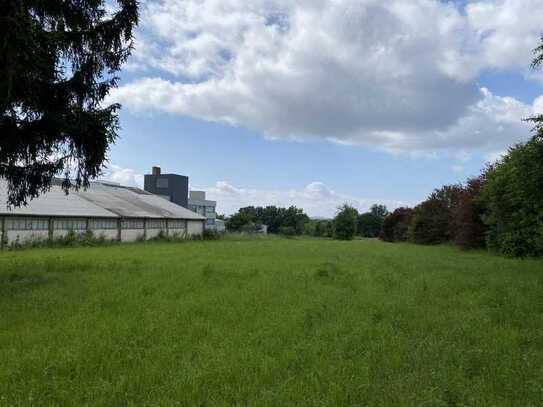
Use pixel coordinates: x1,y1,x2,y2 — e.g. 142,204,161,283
122,219,144,230
147,219,167,229
205,206,215,216
54,218,87,231
89,218,118,230
206,218,216,226
6,217,49,231
156,177,169,189
169,220,186,229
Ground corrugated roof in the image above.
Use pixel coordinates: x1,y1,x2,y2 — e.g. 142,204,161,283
0,180,205,220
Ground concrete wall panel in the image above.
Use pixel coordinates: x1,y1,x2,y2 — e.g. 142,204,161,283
187,220,204,237
121,229,144,242
146,229,164,239
92,230,118,241
6,230,49,246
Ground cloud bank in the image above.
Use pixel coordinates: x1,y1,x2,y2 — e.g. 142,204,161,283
110,0,543,155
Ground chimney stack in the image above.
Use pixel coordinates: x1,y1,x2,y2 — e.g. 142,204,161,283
152,166,161,176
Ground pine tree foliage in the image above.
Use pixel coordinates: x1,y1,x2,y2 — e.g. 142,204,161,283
1,0,138,207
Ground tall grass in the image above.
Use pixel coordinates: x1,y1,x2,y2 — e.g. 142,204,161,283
1,238,542,405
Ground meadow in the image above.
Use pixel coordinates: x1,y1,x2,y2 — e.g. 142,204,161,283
1,238,543,406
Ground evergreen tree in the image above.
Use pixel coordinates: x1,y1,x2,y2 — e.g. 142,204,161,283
1,0,138,206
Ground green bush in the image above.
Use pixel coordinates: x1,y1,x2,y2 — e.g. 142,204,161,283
278,226,296,237
451,177,486,249
358,212,383,238
380,208,413,242
481,138,543,257
203,229,221,240
333,205,359,240
409,185,463,245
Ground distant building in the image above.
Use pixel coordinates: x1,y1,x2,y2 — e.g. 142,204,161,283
0,179,206,248
188,191,217,230
144,166,189,208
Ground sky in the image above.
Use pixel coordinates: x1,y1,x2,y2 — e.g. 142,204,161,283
103,0,543,217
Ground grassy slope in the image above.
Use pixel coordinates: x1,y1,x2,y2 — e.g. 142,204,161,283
1,238,543,406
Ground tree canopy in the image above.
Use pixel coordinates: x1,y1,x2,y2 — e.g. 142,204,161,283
226,206,309,234
1,0,138,207
333,204,359,240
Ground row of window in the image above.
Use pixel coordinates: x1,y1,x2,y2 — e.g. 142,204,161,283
6,218,49,231
4,217,188,231
189,205,216,217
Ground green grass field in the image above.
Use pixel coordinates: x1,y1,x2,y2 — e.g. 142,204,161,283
1,238,543,406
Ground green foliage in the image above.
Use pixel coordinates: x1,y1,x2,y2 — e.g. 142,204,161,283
303,219,333,238
1,239,543,405
278,226,296,237
227,206,309,235
358,205,388,238
226,212,252,232
370,204,389,218
380,207,413,242
480,138,543,257
202,229,221,240
8,229,114,250
0,1,138,207
409,185,463,245
451,177,486,249
333,204,359,240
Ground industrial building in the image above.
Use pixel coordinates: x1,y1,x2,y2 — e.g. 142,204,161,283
144,166,189,208
144,167,222,231
0,179,206,248
188,191,218,230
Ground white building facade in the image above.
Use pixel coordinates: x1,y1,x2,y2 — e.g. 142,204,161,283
188,191,218,230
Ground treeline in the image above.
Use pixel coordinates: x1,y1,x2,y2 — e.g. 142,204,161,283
381,135,543,257
226,206,309,235
225,204,390,240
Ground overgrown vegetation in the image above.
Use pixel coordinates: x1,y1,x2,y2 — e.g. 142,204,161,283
379,136,543,257
333,204,359,240
1,239,542,405
4,229,219,251
357,204,389,238
226,206,309,235
380,207,413,242
7,230,118,250
481,139,543,256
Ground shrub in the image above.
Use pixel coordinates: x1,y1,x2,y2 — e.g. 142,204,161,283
203,229,221,240
451,177,486,249
279,226,296,237
314,220,333,238
480,138,543,257
380,208,413,242
303,220,317,236
358,213,383,238
409,185,463,245
226,212,252,232
333,204,359,240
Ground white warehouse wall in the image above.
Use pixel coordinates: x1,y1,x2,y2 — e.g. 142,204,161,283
121,229,144,242
187,220,204,236
6,230,49,246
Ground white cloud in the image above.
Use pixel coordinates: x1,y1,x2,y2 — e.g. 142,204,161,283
109,0,543,155
205,180,408,218
101,165,144,187
451,164,465,173
97,165,406,218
